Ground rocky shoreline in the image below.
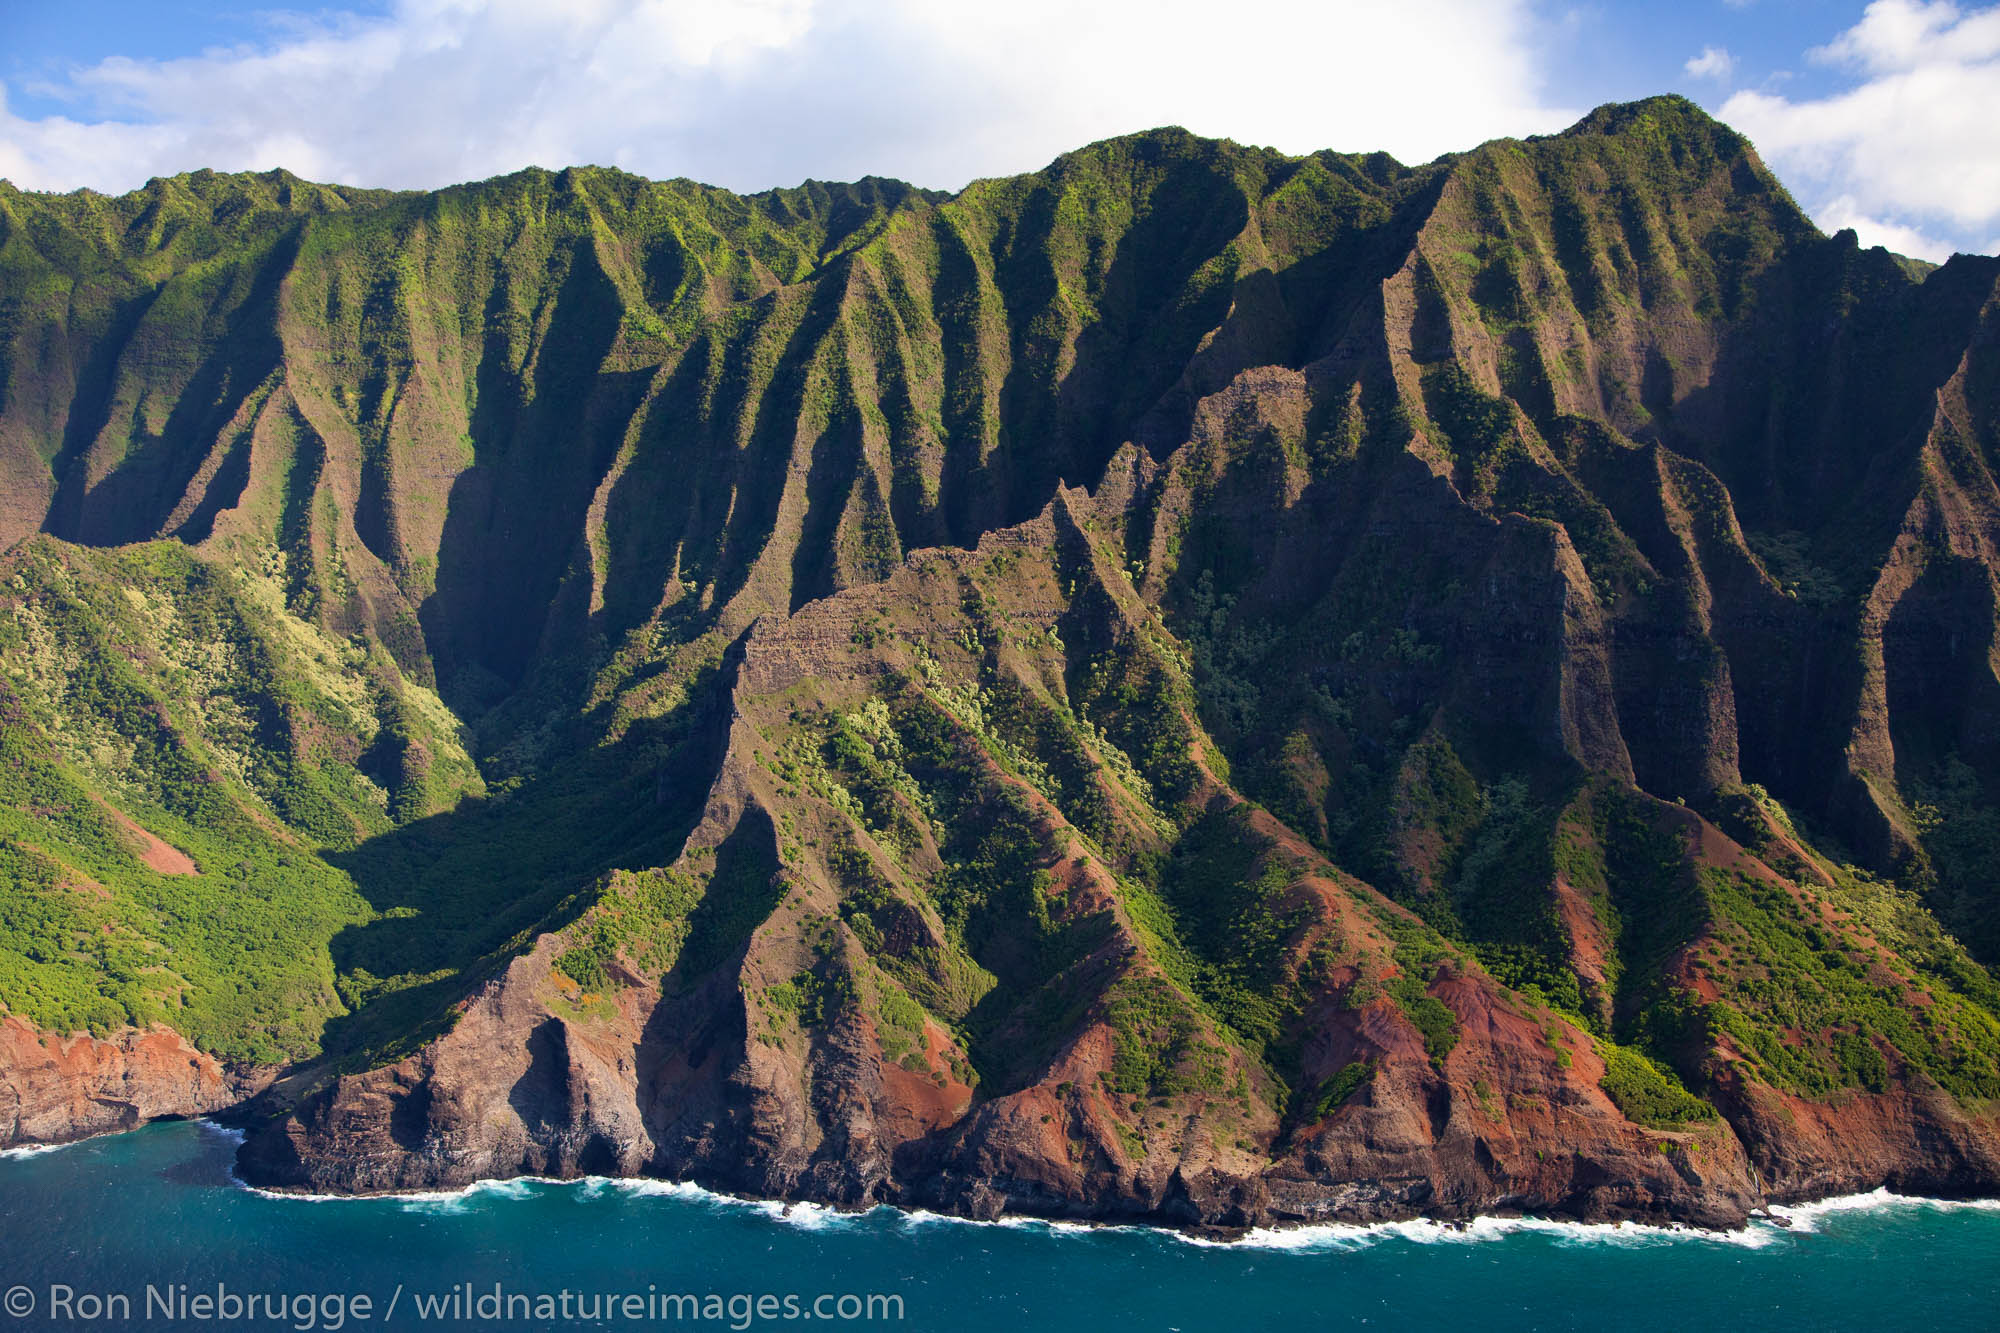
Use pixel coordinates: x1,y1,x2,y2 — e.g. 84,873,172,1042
9,1094,1999,1245
7,100,2000,1262
0,1015,271,1150
11,969,1998,1237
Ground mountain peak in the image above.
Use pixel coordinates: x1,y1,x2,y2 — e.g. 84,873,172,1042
5,101,2000,1232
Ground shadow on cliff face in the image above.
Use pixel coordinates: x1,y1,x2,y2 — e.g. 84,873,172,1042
309,678,732,1067
510,1020,573,1142
420,237,642,706
624,807,783,1182
987,141,1250,527
633,981,743,1176
42,229,303,548
1635,248,1997,824
388,1080,435,1153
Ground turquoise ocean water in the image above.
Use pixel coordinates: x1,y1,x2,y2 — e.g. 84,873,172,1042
1,1121,1996,1331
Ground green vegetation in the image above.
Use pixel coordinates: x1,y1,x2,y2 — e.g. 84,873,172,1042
0,709,365,1061
1067,613,1203,810
1102,973,1229,1099
1450,779,1587,1015
872,977,932,1067
1309,1060,1375,1119
1699,865,2000,1101
1386,964,1460,1066
810,684,1119,1087
1595,1039,1714,1127
552,866,704,993
4,97,2000,1214
0,528,717,1062
1145,809,1311,1054
765,967,854,1029
1910,757,2000,964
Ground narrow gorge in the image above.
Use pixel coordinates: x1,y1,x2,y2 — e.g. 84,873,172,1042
5,96,2000,1228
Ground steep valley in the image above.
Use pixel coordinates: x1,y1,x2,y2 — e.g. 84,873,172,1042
5,96,2000,1227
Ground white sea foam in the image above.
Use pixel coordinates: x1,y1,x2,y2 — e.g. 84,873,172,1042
894,1207,978,1229
0,1141,71,1160
7,1119,251,1164
211,1162,1997,1248
234,1173,556,1208
895,1207,1056,1233
394,1177,544,1213
594,1176,882,1229
954,1215,1106,1235
223,1168,1998,1249
895,1208,1783,1251
1766,1188,2000,1233
216,1139,1992,1249
1160,1211,1785,1253
592,1176,737,1204
749,1199,859,1230
233,1164,886,1227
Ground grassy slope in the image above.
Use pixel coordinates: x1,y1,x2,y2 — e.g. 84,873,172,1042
0,98,1996,1142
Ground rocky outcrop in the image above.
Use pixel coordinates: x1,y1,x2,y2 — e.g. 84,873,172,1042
1722,1080,2000,1206
0,1016,267,1148
6,96,2000,1236
232,907,1990,1229
236,933,1766,1228
238,946,659,1192
227,515,1990,1229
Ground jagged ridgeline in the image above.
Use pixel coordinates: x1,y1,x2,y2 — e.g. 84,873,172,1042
5,96,2000,1226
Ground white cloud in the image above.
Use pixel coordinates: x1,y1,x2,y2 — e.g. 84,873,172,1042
1815,193,1956,259
0,0,1574,196
1721,0,2000,259
1684,46,1736,81
1809,0,2000,70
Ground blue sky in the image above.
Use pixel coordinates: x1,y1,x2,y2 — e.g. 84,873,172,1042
1,1,1995,259
1548,2,1887,108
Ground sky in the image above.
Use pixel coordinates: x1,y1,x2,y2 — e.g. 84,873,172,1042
0,0,1995,260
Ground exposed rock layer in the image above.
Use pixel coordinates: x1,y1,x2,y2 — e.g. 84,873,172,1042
3,97,2000,1231
0,1016,263,1147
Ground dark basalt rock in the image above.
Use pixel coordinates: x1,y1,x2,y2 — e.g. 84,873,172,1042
5,96,2000,1231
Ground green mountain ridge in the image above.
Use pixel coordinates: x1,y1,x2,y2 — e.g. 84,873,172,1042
5,96,2000,1226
